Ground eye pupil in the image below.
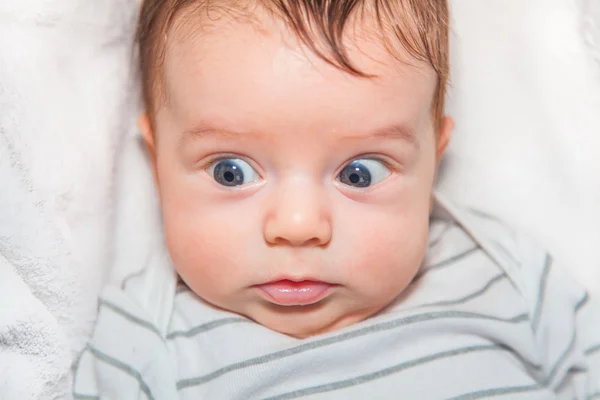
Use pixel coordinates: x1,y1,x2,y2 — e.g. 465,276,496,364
224,171,235,182
349,173,360,184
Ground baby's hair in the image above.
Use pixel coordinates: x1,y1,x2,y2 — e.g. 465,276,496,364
136,0,449,125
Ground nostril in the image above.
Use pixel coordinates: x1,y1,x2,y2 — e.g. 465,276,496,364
302,237,322,247
268,236,325,247
269,236,289,246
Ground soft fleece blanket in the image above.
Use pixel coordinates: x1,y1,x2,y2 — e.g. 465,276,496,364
0,0,139,398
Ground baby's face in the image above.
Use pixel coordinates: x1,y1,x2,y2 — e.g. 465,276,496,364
141,9,452,338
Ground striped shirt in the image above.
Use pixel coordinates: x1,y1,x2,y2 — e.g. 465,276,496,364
73,194,600,399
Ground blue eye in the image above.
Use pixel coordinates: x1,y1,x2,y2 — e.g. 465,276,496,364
338,159,391,188
207,158,260,187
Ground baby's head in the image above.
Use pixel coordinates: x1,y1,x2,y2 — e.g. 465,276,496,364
136,0,453,338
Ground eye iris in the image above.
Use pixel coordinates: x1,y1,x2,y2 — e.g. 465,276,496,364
214,160,244,186
340,162,371,187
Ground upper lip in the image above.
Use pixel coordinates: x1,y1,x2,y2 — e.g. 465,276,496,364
258,276,332,286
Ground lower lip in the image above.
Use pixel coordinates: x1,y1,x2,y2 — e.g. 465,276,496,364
256,280,334,306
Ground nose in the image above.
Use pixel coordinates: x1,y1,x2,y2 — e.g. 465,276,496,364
263,178,332,247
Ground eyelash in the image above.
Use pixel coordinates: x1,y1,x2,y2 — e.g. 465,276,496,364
198,153,251,169
199,153,401,177
336,154,398,174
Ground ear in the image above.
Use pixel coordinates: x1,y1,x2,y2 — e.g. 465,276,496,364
435,115,454,166
138,113,159,185
430,116,454,213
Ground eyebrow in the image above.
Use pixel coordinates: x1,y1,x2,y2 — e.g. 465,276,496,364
178,125,267,152
182,125,260,141
339,124,419,147
181,122,418,146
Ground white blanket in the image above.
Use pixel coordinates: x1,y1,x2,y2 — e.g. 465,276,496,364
0,0,599,399
0,0,140,398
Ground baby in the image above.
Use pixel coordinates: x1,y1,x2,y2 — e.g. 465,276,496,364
73,0,600,398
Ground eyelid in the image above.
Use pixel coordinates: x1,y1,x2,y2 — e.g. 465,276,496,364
334,154,398,177
199,153,265,176
197,153,241,169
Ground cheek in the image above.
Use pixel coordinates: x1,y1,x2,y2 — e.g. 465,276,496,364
337,189,431,296
344,215,428,287
158,171,262,293
162,208,235,293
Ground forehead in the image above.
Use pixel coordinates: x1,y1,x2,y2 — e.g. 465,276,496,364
159,6,436,135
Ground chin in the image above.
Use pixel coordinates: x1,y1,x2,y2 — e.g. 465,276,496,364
254,305,380,339
251,306,332,338
267,319,334,339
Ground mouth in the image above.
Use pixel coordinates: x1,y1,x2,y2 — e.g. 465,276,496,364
254,279,336,306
